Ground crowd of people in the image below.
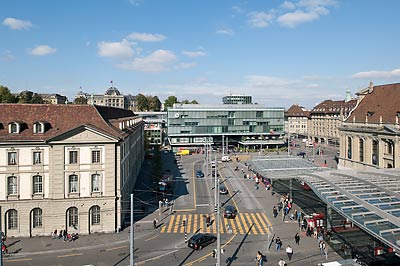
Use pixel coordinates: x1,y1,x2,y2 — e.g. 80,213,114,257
51,229,78,242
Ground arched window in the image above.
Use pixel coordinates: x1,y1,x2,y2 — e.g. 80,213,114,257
67,207,78,227
7,209,18,229
7,176,18,195
91,206,101,225
359,139,364,162
33,175,43,194
347,137,352,159
32,208,42,228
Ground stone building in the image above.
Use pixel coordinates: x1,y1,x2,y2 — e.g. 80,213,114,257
308,93,357,146
40,93,68,104
339,82,400,170
75,86,128,109
0,104,144,237
285,104,309,138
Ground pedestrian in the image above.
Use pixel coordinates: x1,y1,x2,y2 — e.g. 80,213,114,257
153,218,157,229
295,232,300,245
58,230,63,239
278,258,286,266
206,215,211,227
273,206,278,218
52,229,57,239
286,245,293,260
256,250,263,266
63,229,67,241
323,242,328,259
319,240,325,255
275,236,282,251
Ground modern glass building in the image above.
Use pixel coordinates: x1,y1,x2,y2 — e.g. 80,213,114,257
167,104,285,150
222,94,252,104
135,112,167,146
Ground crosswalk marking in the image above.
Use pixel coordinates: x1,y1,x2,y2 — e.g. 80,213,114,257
161,213,271,235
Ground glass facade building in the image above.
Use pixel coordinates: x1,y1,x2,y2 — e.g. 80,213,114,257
222,95,252,104
167,104,285,149
135,112,167,146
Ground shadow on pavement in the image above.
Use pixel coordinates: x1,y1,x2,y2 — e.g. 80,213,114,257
226,223,254,266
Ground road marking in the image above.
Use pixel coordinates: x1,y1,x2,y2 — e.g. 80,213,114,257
144,235,159,242
246,213,258,234
238,213,249,233
255,212,268,234
166,214,175,232
180,214,187,233
57,253,83,258
173,215,181,233
195,203,209,207
136,249,179,265
261,212,274,232
106,245,128,251
4,258,33,262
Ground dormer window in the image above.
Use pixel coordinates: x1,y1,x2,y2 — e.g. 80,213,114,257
9,122,20,133
367,111,374,117
33,122,44,134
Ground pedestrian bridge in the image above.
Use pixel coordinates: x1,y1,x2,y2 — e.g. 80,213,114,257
301,168,400,252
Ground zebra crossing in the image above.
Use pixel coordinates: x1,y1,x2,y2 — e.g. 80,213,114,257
160,212,272,235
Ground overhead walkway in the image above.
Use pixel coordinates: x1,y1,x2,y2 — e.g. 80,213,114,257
304,168,400,251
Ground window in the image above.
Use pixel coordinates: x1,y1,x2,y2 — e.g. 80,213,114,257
8,152,17,165
33,175,43,194
10,123,18,133
359,139,364,162
347,137,352,159
69,174,78,193
34,123,43,133
7,176,17,195
32,208,42,228
68,207,78,227
91,174,101,192
7,209,18,229
91,206,101,225
69,150,78,164
372,140,379,165
33,151,42,165
92,150,100,164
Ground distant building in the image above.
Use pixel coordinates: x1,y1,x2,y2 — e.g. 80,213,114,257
222,95,252,105
40,93,68,104
285,104,310,137
167,104,285,151
75,86,128,109
308,92,357,146
339,82,400,170
0,104,144,237
135,112,167,146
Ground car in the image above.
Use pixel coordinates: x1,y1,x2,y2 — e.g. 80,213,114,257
187,233,217,250
219,185,228,195
221,155,231,162
224,205,237,219
196,170,204,178
297,151,306,157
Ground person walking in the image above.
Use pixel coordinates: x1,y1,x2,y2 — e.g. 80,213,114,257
273,206,278,218
278,258,286,266
153,218,157,229
295,232,300,245
256,251,264,266
275,236,283,251
286,245,293,261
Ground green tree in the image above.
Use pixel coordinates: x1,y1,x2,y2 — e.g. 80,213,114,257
136,93,149,111
149,96,161,111
0,85,16,103
31,93,44,104
164,96,178,110
180,99,190,104
17,90,34,103
190,100,199,104
74,96,87,104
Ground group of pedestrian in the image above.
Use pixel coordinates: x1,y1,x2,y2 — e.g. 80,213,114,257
51,229,78,242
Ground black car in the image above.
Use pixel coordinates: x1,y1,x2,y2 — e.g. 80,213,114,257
219,185,228,195
224,205,237,219
187,233,217,250
196,170,204,178
297,151,306,157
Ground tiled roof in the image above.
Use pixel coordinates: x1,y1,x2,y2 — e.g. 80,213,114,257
0,104,140,142
346,83,400,124
286,104,309,117
311,99,357,114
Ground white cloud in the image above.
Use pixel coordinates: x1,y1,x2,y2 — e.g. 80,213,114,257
0,50,16,62
281,1,296,10
232,5,243,13
118,49,177,72
182,50,206,57
129,0,143,6
97,39,134,58
298,0,337,9
127,32,166,42
216,28,235,36
277,10,320,28
176,62,197,69
247,11,275,28
29,45,57,56
352,68,400,79
2,17,32,30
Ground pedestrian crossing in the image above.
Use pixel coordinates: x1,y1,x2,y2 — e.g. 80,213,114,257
160,212,272,235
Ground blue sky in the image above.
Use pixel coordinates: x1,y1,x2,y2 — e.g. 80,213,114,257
1,0,400,109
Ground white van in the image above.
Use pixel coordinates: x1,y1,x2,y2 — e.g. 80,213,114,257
221,156,231,162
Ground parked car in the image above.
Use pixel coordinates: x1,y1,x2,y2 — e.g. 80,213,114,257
224,205,237,219
196,170,204,178
187,233,217,250
219,185,228,195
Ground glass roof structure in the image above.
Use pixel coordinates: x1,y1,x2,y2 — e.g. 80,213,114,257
306,169,400,251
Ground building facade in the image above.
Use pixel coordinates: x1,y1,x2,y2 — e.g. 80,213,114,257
285,104,309,137
167,104,285,150
222,95,252,105
75,86,128,109
135,112,167,146
339,82,400,170
0,104,144,237
308,96,357,146
40,93,68,104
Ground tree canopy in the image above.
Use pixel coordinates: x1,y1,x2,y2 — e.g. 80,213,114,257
135,93,149,111
0,85,15,103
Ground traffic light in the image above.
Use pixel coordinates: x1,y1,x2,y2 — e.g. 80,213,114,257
182,219,186,226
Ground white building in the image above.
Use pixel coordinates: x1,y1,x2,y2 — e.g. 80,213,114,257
0,104,144,237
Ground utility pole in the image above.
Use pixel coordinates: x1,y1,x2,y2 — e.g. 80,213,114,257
214,155,218,213
216,177,221,266
288,131,291,155
130,193,134,266
0,206,3,266
222,135,225,156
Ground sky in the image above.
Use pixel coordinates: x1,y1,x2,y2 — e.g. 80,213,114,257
1,0,400,109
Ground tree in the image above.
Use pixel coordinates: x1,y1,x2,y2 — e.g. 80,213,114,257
31,93,44,104
180,99,190,104
0,85,16,103
17,90,34,103
190,100,199,104
164,96,178,109
135,93,149,111
149,96,161,111
74,96,87,104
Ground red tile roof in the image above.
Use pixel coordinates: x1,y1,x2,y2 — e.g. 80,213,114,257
0,104,141,142
286,104,310,117
346,83,400,124
311,99,357,115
